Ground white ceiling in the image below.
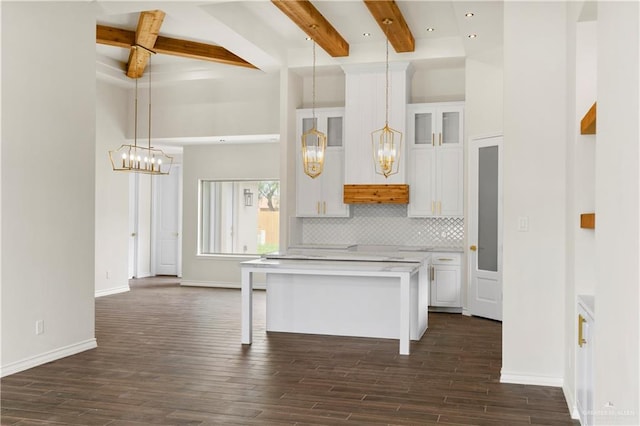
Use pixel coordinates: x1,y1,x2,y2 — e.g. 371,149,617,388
96,0,504,83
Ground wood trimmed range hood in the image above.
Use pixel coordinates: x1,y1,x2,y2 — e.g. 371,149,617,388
341,62,411,204
344,184,409,204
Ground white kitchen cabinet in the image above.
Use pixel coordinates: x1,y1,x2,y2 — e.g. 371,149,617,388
429,252,462,308
407,103,464,217
296,108,350,217
577,296,595,426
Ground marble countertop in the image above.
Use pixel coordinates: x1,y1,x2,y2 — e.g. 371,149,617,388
243,257,422,273
285,244,464,254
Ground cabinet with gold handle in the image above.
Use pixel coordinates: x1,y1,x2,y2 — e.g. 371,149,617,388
407,103,464,218
578,314,587,347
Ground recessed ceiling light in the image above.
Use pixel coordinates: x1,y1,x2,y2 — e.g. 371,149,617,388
363,32,371,37
468,34,478,39
465,12,475,17
426,27,435,32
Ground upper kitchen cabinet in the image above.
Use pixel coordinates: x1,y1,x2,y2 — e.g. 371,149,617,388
408,102,464,217
342,63,411,184
296,107,350,217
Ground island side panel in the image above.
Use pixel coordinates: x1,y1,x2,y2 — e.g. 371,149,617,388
266,272,423,341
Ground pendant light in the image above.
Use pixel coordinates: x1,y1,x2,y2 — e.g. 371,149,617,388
301,36,327,179
372,18,402,178
109,45,173,175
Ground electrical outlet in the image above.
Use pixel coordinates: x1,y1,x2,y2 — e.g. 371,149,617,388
35,320,44,335
517,216,529,232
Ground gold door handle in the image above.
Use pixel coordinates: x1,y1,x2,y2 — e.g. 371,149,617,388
470,245,477,251
439,133,442,146
578,314,587,347
432,133,435,146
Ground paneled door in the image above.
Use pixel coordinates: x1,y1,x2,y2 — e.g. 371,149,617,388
468,135,503,321
154,165,182,276
128,174,138,279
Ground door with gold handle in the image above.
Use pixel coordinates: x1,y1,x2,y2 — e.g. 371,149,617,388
470,245,477,252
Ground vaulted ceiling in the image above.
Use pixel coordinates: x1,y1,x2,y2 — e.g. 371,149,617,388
95,1,503,83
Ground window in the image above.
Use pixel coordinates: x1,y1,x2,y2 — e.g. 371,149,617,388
199,180,279,255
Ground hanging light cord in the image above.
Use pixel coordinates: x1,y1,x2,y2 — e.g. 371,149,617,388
148,53,152,150
385,33,389,127
312,39,317,125
382,18,393,128
134,47,139,149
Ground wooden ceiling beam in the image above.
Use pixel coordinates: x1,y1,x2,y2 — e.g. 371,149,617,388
154,36,256,69
271,0,349,57
363,0,415,53
97,25,257,74
126,10,165,78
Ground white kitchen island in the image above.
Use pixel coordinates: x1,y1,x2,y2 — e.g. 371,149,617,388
241,253,429,355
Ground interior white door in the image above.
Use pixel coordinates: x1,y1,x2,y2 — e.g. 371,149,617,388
154,165,181,276
128,174,138,279
468,135,503,321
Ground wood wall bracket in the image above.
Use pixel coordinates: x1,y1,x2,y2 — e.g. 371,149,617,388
580,213,595,229
580,102,597,135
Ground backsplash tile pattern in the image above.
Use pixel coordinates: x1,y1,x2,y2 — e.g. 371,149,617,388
301,204,464,248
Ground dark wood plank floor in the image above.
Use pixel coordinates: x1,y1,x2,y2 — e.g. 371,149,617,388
2,277,578,425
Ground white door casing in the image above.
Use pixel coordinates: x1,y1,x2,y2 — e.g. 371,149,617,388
468,135,503,321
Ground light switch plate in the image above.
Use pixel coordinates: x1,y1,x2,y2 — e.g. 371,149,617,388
518,216,529,232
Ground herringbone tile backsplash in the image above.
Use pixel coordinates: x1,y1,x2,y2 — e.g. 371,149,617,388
301,205,463,248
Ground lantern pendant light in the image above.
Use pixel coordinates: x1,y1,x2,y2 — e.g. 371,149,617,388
372,18,402,178
301,38,327,179
109,45,173,175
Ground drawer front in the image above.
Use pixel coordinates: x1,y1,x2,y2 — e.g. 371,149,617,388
431,252,461,265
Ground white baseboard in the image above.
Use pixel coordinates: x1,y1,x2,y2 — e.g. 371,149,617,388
563,383,580,420
1,338,97,378
95,285,130,298
500,370,563,387
180,279,266,290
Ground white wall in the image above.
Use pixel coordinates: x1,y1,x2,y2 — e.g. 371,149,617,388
95,79,130,297
411,66,465,103
1,2,97,375
144,74,280,139
502,2,567,385
181,143,279,287
594,2,640,423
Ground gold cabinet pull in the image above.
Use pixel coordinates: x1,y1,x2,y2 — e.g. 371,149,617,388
430,265,435,281
323,201,327,214
470,245,477,251
437,201,442,214
317,201,320,214
578,314,587,347
432,133,435,146
437,258,453,262
431,201,435,214
439,133,443,146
